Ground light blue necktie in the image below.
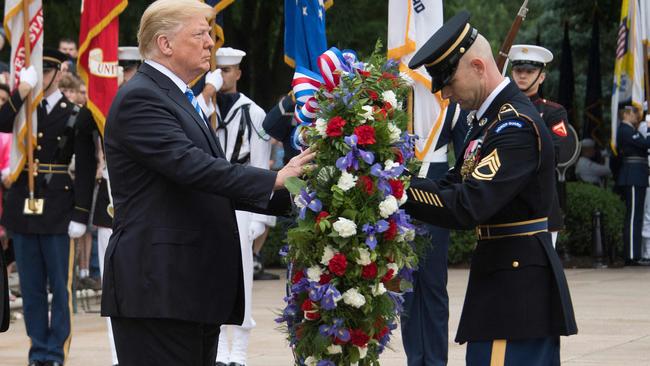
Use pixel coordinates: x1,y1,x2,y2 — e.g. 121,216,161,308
184,87,205,123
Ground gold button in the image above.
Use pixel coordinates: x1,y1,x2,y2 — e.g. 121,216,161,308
512,261,519,268
57,136,61,141
33,171,38,177
36,145,42,151
64,185,69,190
37,132,43,138
34,159,39,163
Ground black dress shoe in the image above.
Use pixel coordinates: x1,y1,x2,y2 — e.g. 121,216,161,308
46,362,63,366
228,363,245,366
254,270,280,280
28,362,44,366
215,362,228,366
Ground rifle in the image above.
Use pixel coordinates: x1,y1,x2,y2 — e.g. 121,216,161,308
495,0,530,73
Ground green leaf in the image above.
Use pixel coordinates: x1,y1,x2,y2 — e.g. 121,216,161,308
285,177,307,195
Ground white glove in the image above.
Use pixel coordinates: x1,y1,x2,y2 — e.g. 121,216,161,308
248,221,266,241
638,121,648,137
19,65,37,88
68,221,87,239
205,69,223,92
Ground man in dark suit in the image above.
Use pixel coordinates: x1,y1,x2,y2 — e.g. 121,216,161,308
101,1,313,365
404,12,577,365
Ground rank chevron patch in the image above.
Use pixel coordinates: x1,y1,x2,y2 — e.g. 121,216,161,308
471,149,501,181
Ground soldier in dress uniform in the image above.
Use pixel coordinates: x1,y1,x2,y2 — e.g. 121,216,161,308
615,104,650,266
196,47,273,366
404,12,577,365
69,46,142,366
508,45,568,247
0,49,85,366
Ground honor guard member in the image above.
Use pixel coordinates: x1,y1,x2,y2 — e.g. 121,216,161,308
401,101,468,366
70,46,142,366
262,92,300,165
0,49,85,366
405,12,577,365
196,47,273,366
616,104,650,266
508,45,568,247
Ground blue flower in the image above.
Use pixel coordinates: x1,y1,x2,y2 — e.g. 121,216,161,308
362,220,389,249
336,135,375,171
296,188,322,220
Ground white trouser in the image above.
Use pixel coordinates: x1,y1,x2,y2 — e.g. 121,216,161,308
642,187,650,258
216,210,255,365
98,227,118,366
551,231,558,248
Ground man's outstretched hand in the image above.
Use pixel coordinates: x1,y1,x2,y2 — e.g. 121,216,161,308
274,147,316,190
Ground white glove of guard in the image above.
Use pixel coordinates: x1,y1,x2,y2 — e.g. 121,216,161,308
638,121,648,137
68,221,87,239
19,65,37,88
248,221,266,241
205,69,223,92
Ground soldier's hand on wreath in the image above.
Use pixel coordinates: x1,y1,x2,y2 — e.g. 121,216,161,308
68,221,87,239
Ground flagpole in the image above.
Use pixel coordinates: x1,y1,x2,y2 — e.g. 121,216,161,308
643,43,650,111
209,15,218,131
22,0,36,212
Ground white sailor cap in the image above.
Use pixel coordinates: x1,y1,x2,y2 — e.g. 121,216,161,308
216,47,246,66
118,46,141,61
508,45,553,69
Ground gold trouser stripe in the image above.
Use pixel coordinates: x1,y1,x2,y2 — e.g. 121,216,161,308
63,238,75,362
490,339,507,366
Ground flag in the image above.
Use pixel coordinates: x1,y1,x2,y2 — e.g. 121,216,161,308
284,0,332,72
558,21,576,131
583,10,604,147
387,0,449,162
611,0,645,151
77,0,127,135
204,0,235,49
3,0,43,183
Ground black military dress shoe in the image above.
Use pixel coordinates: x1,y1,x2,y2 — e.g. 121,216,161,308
228,363,245,366
215,362,228,366
28,361,44,366
46,362,63,366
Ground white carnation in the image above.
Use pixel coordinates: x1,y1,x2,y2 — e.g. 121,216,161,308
384,159,399,170
342,288,366,308
382,90,398,107
358,346,368,359
379,195,399,218
315,118,328,137
398,192,408,206
304,356,318,366
356,247,372,266
388,123,401,143
337,171,358,191
307,265,323,282
320,245,336,266
327,344,342,355
370,282,387,296
360,105,375,122
333,217,357,238
387,262,399,275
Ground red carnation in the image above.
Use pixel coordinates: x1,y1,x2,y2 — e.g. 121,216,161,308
384,101,393,111
316,211,330,224
326,116,347,137
389,179,404,199
328,253,348,276
381,268,396,283
334,336,348,345
359,70,371,77
394,150,404,164
319,272,333,285
350,328,370,347
292,269,305,284
374,106,388,121
301,298,320,320
382,72,397,80
384,219,398,241
361,262,378,280
374,325,390,340
367,90,379,100
354,125,376,145
358,176,374,195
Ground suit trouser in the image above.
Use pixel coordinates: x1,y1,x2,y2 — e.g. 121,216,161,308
13,233,72,364
401,162,449,366
98,227,118,365
465,336,560,366
623,185,646,261
112,317,220,366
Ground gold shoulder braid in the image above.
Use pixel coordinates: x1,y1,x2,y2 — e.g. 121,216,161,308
460,103,537,181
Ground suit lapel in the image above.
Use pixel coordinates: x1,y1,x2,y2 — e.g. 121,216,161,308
139,63,225,158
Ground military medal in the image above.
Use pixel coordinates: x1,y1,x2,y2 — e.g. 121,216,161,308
460,138,482,180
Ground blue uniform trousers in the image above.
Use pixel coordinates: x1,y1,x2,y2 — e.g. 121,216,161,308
623,186,645,261
13,233,73,364
466,337,560,366
401,162,450,366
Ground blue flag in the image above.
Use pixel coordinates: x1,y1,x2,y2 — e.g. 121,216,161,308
284,0,330,72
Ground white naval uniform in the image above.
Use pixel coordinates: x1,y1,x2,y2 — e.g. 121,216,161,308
200,92,272,365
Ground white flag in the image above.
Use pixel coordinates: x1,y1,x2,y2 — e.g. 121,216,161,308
3,0,43,182
387,0,450,162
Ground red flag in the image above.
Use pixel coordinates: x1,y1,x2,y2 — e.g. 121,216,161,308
77,0,127,135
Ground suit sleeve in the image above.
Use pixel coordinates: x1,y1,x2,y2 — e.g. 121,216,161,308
110,87,278,210
71,109,98,224
404,121,538,229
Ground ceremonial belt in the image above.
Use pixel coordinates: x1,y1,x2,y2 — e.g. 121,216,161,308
476,218,548,240
623,157,647,164
24,163,69,174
